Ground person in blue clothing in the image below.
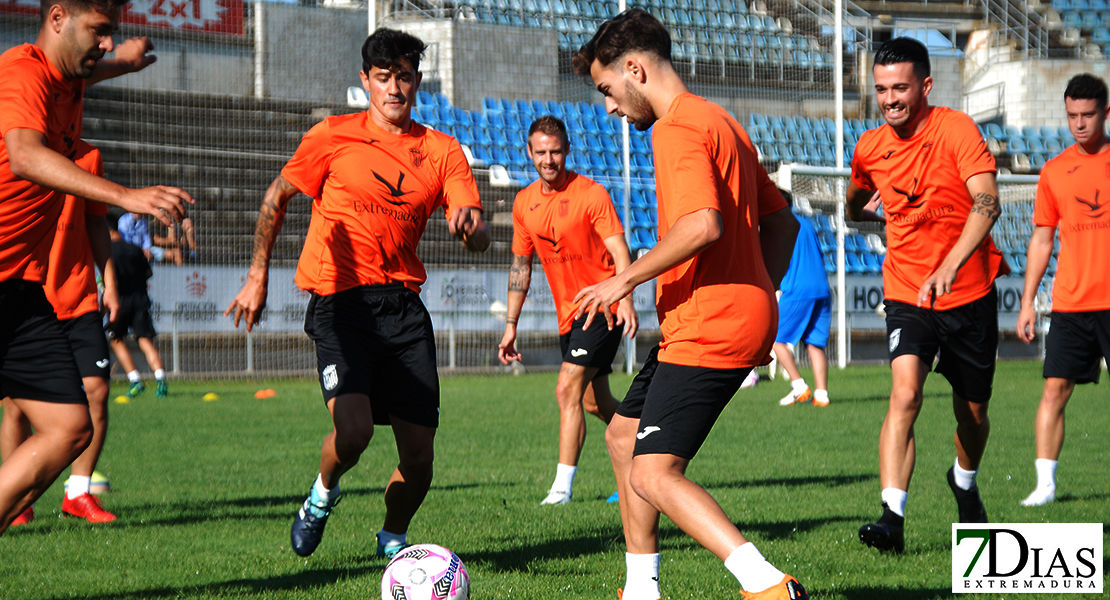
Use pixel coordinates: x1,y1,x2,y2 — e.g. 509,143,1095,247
773,190,832,407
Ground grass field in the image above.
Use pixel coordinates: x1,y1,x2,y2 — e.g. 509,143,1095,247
0,361,1105,599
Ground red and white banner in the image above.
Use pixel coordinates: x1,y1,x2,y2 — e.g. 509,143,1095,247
1,0,244,36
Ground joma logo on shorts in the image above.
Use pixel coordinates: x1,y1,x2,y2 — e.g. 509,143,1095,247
322,364,338,391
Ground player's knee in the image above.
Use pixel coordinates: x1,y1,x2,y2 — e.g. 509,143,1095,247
334,427,374,459
399,449,434,483
605,420,632,456
555,381,583,410
1042,379,1073,406
84,378,110,408
64,421,94,460
889,386,923,413
627,462,665,505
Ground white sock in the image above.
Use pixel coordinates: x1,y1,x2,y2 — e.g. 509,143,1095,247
314,474,338,501
1035,458,1058,490
813,389,828,403
623,553,660,600
881,487,908,517
724,543,786,593
127,370,141,383
378,529,407,547
552,463,576,493
791,378,809,393
154,369,165,380
953,457,978,490
67,475,91,499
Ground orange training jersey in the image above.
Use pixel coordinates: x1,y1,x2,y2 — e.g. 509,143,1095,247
652,94,786,369
282,113,483,295
512,172,624,334
0,44,85,284
46,142,107,320
851,106,1002,310
1033,143,1110,312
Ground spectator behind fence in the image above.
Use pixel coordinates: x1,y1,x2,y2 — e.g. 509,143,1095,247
117,212,152,262
107,221,168,399
152,217,196,264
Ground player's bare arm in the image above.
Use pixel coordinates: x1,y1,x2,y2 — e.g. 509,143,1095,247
601,233,639,338
225,174,299,331
1017,225,1056,343
87,37,156,85
917,172,1001,307
575,208,722,330
758,206,800,290
447,206,491,252
846,183,885,222
86,213,119,323
4,129,191,226
498,253,533,364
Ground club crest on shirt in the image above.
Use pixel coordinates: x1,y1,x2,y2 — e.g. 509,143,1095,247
559,199,569,217
410,147,424,167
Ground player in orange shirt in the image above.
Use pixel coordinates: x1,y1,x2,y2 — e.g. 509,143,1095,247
572,11,806,600
846,38,1004,553
497,115,637,505
225,28,489,559
1016,74,1110,506
0,0,189,534
2,143,119,525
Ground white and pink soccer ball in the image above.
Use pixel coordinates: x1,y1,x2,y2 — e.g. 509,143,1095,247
381,544,470,600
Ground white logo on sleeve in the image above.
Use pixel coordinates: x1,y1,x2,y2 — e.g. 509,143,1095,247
889,328,902,353
571,348,588,357
636,426,661,440
95,359,110,369
322,364,338,391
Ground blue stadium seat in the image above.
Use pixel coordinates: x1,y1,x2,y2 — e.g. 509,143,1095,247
560,101,579,118
434,93,450,108
489,146,509,166
632,228,656,251
451,107,471,127
1092,26,1110,43
862,252,882,274
483,97,502,113
1027,137,1047,153
1008,136,1028,153
602,152,622,171
569,151,588,170
453,126,474,147
823,253,836,273
846,252,864,274
1021,125,1040,139
818,231,836,252
748,113,768,129
417,90,434,106
530,99,546,115
630,135,650,154
586,151,605,169
600,134,620,154
632,208,654,229
1045,137,1063,154
631,153,652,174
490,128,510,148
760,143,780,163
819,144,836,166
984,122,1004,139
1031,152,1047,171
1082,11,1101,29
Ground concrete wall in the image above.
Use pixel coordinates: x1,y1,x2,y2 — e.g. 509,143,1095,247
396,19,559,113
261,3,366,104
965,57,1110,129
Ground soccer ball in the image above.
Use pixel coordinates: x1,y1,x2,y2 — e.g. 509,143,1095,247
381,544,470,600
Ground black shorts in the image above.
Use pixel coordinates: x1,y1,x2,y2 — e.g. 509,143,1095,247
105,293,156,340
616,345,750,459
304,283,440,428
0,280,85,404
62,311,111,380
884,287,998,403
559,313,624,375
1044,310,1110,384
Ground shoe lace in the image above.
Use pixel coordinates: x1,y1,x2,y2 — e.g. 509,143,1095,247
303,490,340,519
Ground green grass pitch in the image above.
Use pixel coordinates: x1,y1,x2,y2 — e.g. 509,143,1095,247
0,361,1105,599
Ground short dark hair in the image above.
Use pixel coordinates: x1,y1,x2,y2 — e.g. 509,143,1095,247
362,28,427,74
873,37,930,80
572,9,671,77
528,115,569,148
40,0,127,21
1064,73,1108,107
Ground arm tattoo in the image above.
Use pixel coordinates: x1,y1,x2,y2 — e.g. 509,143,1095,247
970,192,1001,221
508,254,532,292
250,176,294,270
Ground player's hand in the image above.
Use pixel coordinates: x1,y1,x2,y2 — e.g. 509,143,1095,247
497,324,521,364
917,264,959,308
101,281,120,325
1016,305,1037,344
447,207,490,251
574,273,634,332
118,186,193,227
615,296,638,339
225,275,268,332
113,37,157,73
